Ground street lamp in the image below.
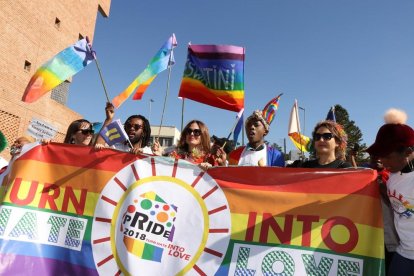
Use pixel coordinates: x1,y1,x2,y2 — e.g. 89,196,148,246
299,106,306,135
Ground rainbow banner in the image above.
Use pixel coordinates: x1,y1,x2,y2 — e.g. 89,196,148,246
22,39,94,103
112,34,177,108
178,44,245,112
0,144,384,275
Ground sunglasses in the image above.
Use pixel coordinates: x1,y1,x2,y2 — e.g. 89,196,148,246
126,124,143,131
186,128,202,137
314,133,334,141
79,128,94,135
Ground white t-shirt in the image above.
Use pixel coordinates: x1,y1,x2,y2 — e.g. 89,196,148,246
387,170,414,259
238,144,267,166
112,143,153,155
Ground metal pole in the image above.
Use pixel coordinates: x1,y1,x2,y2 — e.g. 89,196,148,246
299,106,306,135
180,98,185,132
149,99,154,122
158,50,174,137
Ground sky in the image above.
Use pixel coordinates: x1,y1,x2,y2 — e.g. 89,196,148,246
68,0,414,153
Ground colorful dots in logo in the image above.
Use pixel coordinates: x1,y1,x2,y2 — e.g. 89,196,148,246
141,199,152,210
157,212,168,223
127,205,136,213
163,205,170,211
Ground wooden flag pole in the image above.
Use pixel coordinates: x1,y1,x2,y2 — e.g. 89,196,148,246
85,36,110,103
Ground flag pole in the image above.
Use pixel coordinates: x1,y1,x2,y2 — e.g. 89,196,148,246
295,101,304,160
180,98,185,132
158,48,174,137
86,36,110,103
222,112,243,149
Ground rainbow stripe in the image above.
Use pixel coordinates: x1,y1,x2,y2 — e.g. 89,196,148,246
262,93,283,126
112,34,177,108
178,44,245,112
22,39,94,103
208,167,384,275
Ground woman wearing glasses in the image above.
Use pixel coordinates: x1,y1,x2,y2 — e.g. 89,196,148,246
300,120,352,168
169,120,225,169
64,119,94,146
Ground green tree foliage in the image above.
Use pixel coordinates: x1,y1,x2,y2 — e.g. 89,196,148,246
334,104,368,163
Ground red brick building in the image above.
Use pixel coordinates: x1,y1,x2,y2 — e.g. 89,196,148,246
0,0,111,160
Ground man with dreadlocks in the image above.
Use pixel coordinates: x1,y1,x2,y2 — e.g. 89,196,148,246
228,110,285,167
95,102,153,155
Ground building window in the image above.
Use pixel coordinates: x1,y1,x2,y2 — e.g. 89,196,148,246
24,60,31,72
50,80,70,105
55,17,61,29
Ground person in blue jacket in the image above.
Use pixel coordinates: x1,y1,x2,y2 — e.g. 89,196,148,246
229,110,285,167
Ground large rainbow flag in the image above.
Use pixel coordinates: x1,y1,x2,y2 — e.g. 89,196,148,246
178,44,245,112
22,39,94,103
0,143,384,275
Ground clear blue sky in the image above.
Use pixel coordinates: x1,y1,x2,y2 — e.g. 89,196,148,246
68,0,414,152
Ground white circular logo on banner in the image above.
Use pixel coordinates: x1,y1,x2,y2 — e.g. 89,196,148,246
91,157,231,275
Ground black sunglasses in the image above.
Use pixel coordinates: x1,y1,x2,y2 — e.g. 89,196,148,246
79,128,94,135
186,128,202,137
126,124,143,131
314,133,333,141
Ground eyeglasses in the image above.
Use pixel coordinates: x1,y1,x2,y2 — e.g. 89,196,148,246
79,128,94,135
126,124,143,131
314,133,333,141
186,128,202,137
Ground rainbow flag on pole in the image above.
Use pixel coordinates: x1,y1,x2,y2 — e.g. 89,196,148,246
262,93,283,126
178,44,245,112
112,34,177,108
22,39,94,103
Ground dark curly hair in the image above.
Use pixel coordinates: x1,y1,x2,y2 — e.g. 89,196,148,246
124,115,151,147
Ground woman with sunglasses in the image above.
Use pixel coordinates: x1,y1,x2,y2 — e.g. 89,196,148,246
169,120,224,169
64,119,94,146
299,120,352,168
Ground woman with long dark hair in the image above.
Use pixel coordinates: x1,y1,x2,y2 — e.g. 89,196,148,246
64,119,94,146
